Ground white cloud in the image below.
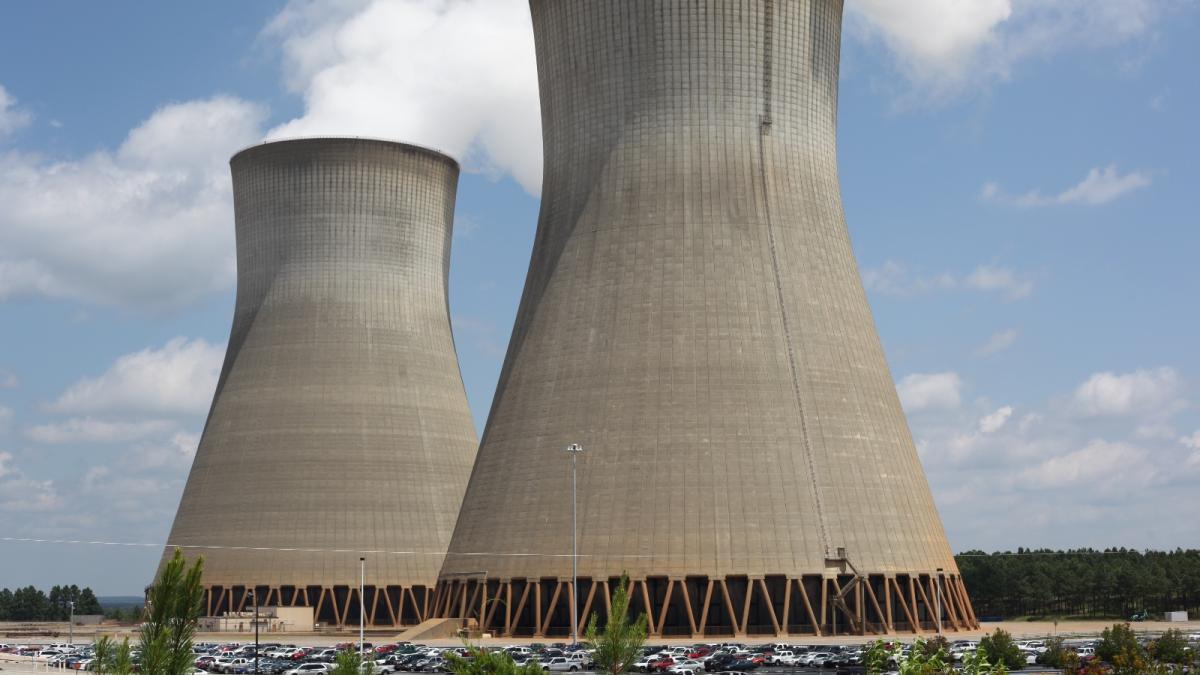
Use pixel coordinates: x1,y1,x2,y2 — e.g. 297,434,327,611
1179,431,1200,450
264,0,542,194
847,0,1166,101
124,431,200,470
848,0,1011,85
25,418,176,444
0,405,12,434
975,328,1018,357
861,261,956,297
1018,439,1155,489
48,337,223,416
0,84,32,137
983,164,1152,207
77,431,198,525
964,265,1034,300
905,363,1199,551
863,261,1033,301
0,450,61,512
898,372,963,412
1072,367,1183,417
0,96,265,308
81,465,179,524
979,406,1014,434
0,370,18,388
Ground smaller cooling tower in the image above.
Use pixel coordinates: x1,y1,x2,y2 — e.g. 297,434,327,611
161,138,478,628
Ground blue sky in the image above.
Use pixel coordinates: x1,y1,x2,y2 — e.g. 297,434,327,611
0,0,1197,594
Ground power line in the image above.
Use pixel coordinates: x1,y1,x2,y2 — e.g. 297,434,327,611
0,536,1181,559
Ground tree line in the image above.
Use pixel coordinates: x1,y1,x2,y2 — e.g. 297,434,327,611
0,584,104,621
957,548,1200,619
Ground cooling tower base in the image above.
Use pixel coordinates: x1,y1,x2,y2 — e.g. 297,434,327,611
433,573,978,638
203,584,435,629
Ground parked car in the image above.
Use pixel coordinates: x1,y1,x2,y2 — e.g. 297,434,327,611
761,650,788,666
667,660,703,675
225,657,255,673
800,652,834,667
542,656,584,672
633,656,657,672
284,663,333,675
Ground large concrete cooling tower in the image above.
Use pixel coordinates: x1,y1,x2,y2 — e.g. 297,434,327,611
162,138,477,628
436,1,976,638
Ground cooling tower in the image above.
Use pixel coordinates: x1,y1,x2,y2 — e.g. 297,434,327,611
436,1,977,638
162,138,477,628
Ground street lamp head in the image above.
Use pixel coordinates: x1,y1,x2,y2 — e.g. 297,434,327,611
565,443,583,453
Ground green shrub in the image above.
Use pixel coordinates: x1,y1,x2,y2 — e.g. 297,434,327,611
978,629,1024,671
1097,622,1143,664
1150,628,1190,664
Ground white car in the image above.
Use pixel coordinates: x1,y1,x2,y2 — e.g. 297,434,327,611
802,652,834,667
633,657,656,672
225,658,254,673
769,651,798,666
542,657,584,672
285,665,334,675
1017,641,1047,654
667,660,704,675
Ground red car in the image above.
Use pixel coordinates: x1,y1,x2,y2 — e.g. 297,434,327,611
651,657,676,672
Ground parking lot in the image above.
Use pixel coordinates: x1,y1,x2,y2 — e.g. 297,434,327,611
3,624,1198,675
0,637,1098,674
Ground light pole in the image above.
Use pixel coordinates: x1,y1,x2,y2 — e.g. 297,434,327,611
565,443,584,646
68,600,74,655
359,557,366,666
253,588,259,675
935,568,944,635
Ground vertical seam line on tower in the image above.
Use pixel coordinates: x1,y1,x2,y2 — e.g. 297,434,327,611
757,0,831,556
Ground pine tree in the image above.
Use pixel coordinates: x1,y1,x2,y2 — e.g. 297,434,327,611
78,587,103,614
0,588,13,620
139,548,205,675
586,575,648,675
446,645,543,675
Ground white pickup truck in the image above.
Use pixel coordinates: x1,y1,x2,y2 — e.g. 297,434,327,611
769,651,798,666
542,657,585,672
